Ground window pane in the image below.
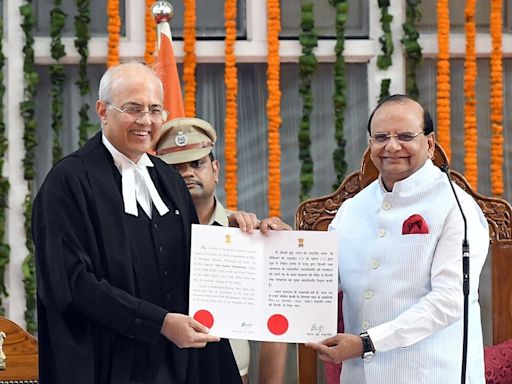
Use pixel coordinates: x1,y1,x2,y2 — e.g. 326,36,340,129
34,0,126,37
34,64,105,190
280,0,368,38
418,1,512,32
34,0,246,39
164,0,246,39
195,63,368,225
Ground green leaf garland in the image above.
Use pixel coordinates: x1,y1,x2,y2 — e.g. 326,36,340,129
75,0,97,146
377,0,393,70
22,195,36,333
20,0,39,334
298,3,318,202
377,0,393,102
401,0,422,100
0,18,10,315
328,0,348,189
379,78,391,102
50,0,67,164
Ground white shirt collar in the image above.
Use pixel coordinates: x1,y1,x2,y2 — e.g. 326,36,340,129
102,133,153,169
379,160,437,195
102,133,169,218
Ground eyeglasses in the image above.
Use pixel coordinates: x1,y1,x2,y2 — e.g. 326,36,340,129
369,131,425,144
107,103,168,123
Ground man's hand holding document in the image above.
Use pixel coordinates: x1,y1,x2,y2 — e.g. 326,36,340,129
189,224,339,343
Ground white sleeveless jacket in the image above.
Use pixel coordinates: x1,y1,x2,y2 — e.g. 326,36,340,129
330,160,488,384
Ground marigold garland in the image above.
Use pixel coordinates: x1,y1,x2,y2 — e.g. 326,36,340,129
144,0,156,65
436,0,451,160
267,0,282,217
490,0,504,196
224,0,238,210
183,0,197,116
464,0,478,189
107,0,121,68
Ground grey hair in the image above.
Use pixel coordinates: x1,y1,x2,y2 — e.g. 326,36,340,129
98,61,164,103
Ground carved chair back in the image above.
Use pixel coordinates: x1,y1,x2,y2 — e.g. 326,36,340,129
0,316,38,383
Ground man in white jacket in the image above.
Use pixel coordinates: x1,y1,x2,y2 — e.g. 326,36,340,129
307,95,488,383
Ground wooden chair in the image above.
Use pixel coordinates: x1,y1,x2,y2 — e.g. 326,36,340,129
294,143,512,383
0,317,38,383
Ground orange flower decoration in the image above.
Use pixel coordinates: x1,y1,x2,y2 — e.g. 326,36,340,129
490,0,504,196
144,0,156,65
107,0,121,68
436,0,451,160
464,0,478,189
267,0,281,217
224,0,238,210
184,0,197,116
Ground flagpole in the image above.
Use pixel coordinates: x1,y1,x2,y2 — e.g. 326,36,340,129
151,0,185,120
151,1,174,50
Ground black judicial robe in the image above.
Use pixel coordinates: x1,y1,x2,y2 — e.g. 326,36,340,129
32,132,240,384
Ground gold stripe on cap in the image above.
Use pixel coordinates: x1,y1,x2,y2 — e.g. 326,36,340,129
156,141,214,156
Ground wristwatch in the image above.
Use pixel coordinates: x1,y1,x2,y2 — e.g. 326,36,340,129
360,332,375,360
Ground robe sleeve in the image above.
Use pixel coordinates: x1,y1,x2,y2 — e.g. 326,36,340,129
33,157,168,343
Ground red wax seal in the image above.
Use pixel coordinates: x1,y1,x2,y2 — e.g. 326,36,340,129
267,314,289,335
193,309,214,328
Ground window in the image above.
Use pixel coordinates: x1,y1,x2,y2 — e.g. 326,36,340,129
280,0,368,38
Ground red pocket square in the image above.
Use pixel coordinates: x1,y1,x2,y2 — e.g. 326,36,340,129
402,214,429,235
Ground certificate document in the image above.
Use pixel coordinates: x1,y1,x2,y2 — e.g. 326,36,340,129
189,224,339,343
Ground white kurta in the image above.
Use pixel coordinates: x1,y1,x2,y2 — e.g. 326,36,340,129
330,160,488,384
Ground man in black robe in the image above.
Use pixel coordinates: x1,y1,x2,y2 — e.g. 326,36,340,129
32,62,241,384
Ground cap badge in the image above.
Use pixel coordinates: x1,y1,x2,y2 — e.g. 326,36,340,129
175,131,188,147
